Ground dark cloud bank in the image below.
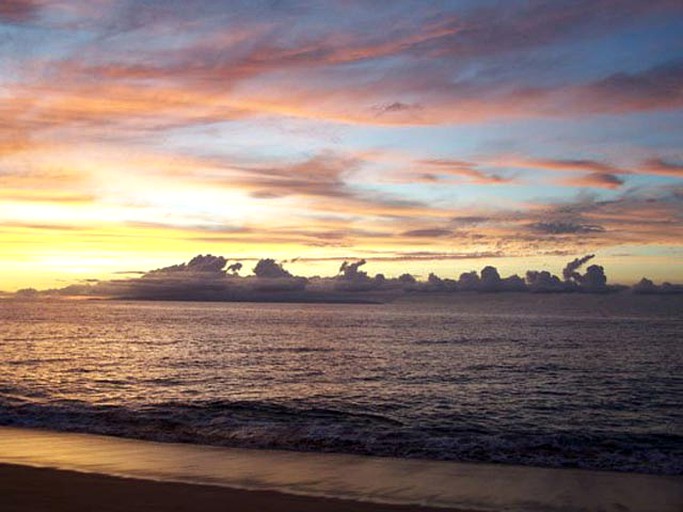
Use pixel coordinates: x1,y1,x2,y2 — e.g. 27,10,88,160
14,254,683,303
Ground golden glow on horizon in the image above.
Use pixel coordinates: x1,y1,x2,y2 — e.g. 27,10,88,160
1,138,682,291
1,220,681,292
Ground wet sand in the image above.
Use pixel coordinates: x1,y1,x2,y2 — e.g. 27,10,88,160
0,427,681,512
0,463,460,512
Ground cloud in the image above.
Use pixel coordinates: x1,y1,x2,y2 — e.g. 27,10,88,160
252,258,292,279
578,264,608,290
0,0,41,22
478,266,522,292
499,157,627,189
226,262,242,274
498,155,683,182
576,59,683,113
2,0,681,157
418,159,512,185
529,222,605,235
422,0,683,60
332,259,388,291
150,254,228,274
237,152,359,200
0,190,95,204
373,102,423,116
18,252,682,300
452,266,527,293
0,0,679,166
494,191,682,250
264,251,505,263
451,216,490,226
186,151,461,222
640,158,683,178
401,228,453,238
562,254,595,282
52,176,677,260
1,2,681,280
561,173,625,189
509,158,624,175
338,259,367,277
632,278,683,295
78,255,311,301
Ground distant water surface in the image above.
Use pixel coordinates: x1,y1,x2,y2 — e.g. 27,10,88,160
1,294,681,474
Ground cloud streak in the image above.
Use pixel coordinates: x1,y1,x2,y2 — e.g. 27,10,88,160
0,0,41,22
5,2,682,133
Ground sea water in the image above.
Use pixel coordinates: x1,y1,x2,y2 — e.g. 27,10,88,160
1,294,681,475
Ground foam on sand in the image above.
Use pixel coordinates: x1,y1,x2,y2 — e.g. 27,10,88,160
0,427,680,512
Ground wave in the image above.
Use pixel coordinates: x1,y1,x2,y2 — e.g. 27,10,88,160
1,394,680,476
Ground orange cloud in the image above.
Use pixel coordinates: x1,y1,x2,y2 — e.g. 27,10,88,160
640,158,683,177
559,173,625,190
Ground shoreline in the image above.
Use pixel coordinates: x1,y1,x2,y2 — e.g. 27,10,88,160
0,427,681,511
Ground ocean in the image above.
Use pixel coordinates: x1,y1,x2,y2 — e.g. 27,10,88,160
1,294,681,475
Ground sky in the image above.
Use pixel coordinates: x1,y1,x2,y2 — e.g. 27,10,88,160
1,0,682,291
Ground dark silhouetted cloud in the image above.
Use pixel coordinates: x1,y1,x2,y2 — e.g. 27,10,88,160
14,253,682,301
252,258,292,279
530,223,605,235
332,259,391,292
632,277,683,295
479,266,502,292
150,254,228,274
338,259,367,278
226,262,243,274
578,264,608,290
562,254,596,282
526,270,567,293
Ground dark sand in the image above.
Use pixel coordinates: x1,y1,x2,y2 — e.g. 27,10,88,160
0,464,466,512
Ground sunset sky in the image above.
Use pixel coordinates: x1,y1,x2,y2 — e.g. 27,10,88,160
1,0,682,290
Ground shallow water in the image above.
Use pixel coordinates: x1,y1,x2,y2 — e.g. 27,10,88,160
1,294,681,474
2,427,681,512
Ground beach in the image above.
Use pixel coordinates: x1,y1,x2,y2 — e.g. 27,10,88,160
0,463,459,512
0,427,681,512
3,0,683,508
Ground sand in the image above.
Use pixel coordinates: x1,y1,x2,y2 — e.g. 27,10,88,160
0,463,460,512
